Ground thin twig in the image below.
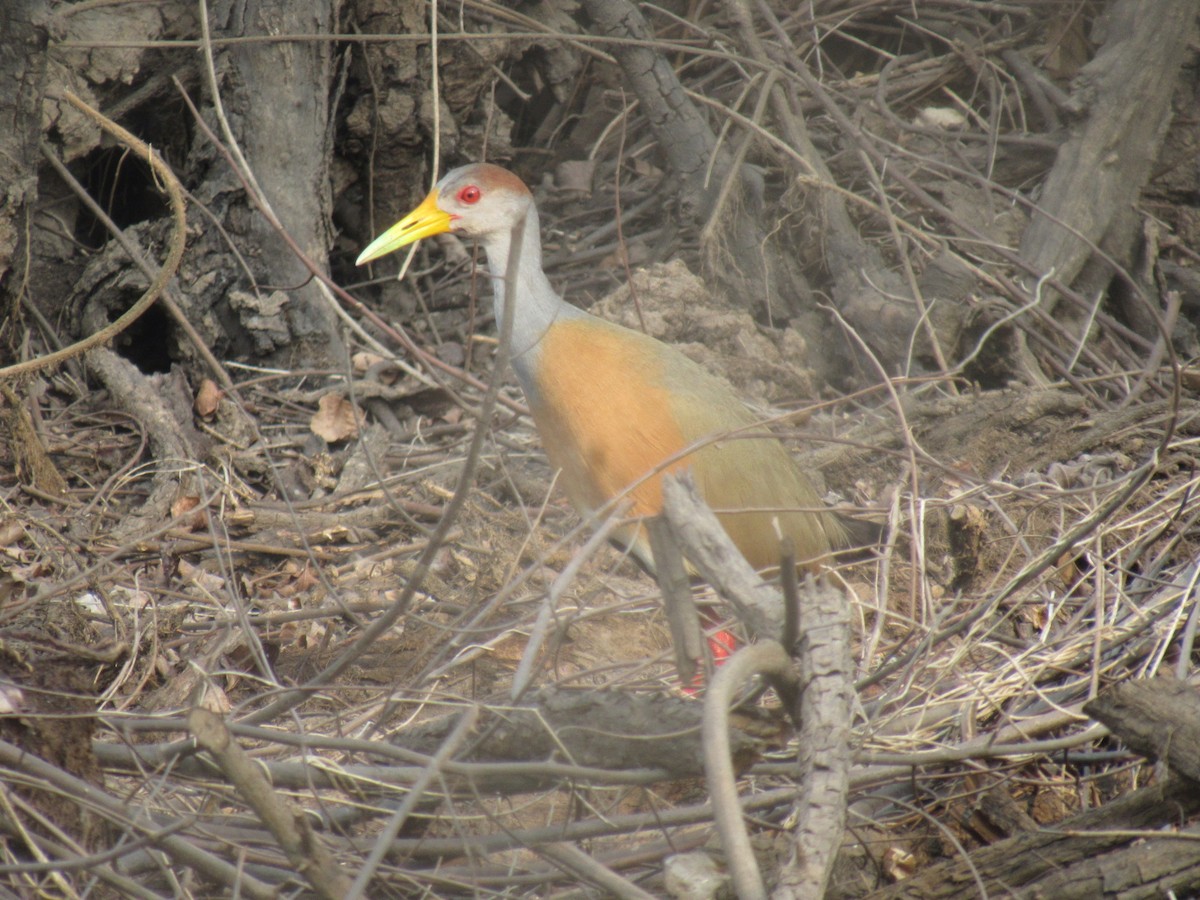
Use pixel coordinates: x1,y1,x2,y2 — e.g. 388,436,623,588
703,641,796,900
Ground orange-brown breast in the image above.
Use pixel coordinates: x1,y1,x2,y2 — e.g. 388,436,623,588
529,318,689,552
528,316,840,570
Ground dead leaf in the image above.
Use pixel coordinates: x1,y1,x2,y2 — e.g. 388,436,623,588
278,621,299,647
600,241,650,269
310,393,360,442
171,494,203,529
0,685,25,714
882,845,917,882
0,519,27,547
276,563,319,598
194,378,224,417
196,682,232,715
10,561,49,583
353,351,388,374
915,106,967,129
630,158,661,179
178,559,225,593
356,350,405,385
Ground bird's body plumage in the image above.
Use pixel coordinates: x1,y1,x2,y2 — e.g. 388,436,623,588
358,163,848,572
530,315,843,569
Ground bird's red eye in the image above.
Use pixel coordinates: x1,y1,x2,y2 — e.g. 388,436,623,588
458,185,481,204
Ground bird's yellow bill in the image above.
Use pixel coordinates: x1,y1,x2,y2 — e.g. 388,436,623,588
356,190,451,265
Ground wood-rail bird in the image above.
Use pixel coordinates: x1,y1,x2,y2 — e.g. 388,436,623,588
357,163,853,575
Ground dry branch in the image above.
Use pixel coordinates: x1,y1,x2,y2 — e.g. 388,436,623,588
648,515,707,684
0,737,277,899
391,686,786,778
726,0,931,374
703,641,797,900
658,470,853,896
778,577,852,899
660,473,787,641
578,0,736,222
579,0,812,317
348,707,480,899
1084,677,1200,785
189,706,353,898
537,842,660,900
864,679,1200,898
866,774,1200,899
1017,0,1196,333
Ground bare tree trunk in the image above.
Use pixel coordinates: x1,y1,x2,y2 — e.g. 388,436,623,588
1015,0,1196,383
210,0,347,370
0,0,49,361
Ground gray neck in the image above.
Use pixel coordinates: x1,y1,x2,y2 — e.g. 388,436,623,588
478,203,582,389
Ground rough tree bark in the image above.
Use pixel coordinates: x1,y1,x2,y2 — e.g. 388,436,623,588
1084,677,1200,784
861,777,1200,899
0,1,49,360
861,677,1200,899
1015,0,1197,383
389,686,787,780
209,0,347,370
4,0,351,378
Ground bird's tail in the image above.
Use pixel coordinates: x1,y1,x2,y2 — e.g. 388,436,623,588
831,512,885,563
